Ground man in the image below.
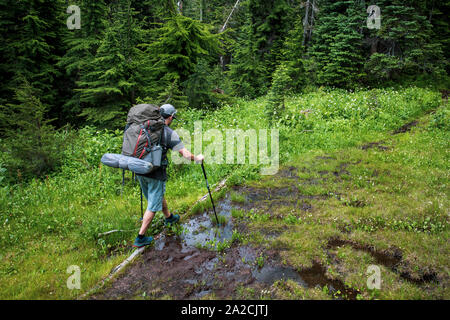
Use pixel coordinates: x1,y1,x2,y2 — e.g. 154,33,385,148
133,104,204,248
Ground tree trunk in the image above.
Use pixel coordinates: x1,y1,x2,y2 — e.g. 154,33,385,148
220,0,240,33
370,38,378,55
219,0,241,69
302,0,311,46
309,0,316,41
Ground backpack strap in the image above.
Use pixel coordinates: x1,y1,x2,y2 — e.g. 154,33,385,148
160,126,169,167
141,124,166,152
160,125,168,150
141,124,153,152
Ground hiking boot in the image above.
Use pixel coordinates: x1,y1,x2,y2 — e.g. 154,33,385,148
133,236,154,248
165,213,180,226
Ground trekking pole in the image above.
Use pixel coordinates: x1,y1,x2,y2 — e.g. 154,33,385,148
140,186,143,220
121,169,125,196
201,162,219,226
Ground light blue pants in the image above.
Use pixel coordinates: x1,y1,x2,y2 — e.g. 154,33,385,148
137,176,166,212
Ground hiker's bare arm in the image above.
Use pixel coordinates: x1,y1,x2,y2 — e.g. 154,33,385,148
178,148,204,163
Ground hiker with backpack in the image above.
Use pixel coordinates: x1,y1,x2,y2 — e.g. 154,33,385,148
101,103,204,248
133,104,204,248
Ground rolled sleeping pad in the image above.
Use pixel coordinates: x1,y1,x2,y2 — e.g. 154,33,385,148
101,153,120,167
119,156,128,170
101,153,154,175
128,157,154,174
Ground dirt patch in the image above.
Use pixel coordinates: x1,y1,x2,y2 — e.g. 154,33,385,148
237,185,323,214
331,162,360,178
299,177,324,185
241,185,320,201
296,261,359,299
90,189,359,300
361,141,390,151
315,155,336,161
277,166,299,179
393,121,419,134
92,234,360,300
327,238,438,285
343,199,366,208
92,236,219,299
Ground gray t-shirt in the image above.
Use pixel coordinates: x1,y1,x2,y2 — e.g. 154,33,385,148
141,125,184,181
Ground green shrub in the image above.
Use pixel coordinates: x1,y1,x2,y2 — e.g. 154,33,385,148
429,107,449,131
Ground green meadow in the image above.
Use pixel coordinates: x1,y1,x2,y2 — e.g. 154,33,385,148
1,86,448,299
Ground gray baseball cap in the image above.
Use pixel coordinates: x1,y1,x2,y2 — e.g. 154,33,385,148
160,104,177,119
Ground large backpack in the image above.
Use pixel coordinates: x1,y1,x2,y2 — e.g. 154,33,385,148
100,104,165,175
122,104,165,159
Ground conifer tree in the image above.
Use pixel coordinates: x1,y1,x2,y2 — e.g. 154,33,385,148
309,0,366,87
0,79,62,181
229,0,293,98
76,0,145,128
429,1,450,74
0,0,65,108
364,0,445,83
58,0,108,124
265,62,291,122
228,12,266,98
279,11,306,92
141,14,222,106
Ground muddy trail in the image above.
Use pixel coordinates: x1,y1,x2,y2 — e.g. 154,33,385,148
92,164,440,299
92,173,435,300
92,192,361,300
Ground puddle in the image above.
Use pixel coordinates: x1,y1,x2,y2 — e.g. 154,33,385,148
393,120,418,134
252,266,308,287
238,246,258,264
297,262,358,299
195,257,219,274
361,141,390,151
239,246,358,299
154,235,166,251
195,290,212,298
180,196,234,249
92,193,360,300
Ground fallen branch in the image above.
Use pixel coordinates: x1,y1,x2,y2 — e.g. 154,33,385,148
97,228,139,237
78,232,164,300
